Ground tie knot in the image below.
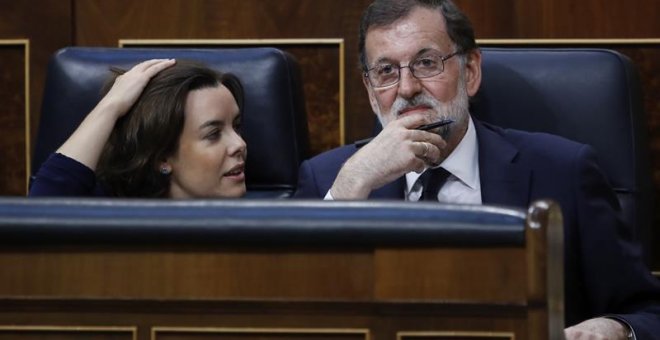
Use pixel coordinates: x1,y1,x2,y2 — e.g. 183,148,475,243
419,167,450,201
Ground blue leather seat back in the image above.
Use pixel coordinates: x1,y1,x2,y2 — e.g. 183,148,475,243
473,48,653,256
33,47,310,198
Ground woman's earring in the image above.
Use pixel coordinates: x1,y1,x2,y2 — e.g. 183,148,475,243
160,165,172,175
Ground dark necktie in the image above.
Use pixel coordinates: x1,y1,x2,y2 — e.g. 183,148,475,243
419,167,451,201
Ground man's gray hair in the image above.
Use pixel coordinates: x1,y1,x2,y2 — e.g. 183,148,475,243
358,0,478,70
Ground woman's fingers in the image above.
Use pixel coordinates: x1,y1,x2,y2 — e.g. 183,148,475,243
141,58,176,75
117,59,175,82
131,58,174,72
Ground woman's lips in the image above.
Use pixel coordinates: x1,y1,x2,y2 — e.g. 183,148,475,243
224,163,245,180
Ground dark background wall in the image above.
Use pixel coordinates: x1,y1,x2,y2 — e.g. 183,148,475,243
1,0,659,267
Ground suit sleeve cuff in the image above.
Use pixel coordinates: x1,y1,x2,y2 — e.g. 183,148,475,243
603,315,635,339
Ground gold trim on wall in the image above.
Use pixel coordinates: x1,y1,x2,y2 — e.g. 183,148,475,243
0,39,30,193
398,331,515,340
151,326,371,340
0,325,137,340
119,38,345,46
477,38,660,45
119,38,346,146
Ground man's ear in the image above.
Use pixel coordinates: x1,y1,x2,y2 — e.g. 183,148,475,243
362,75,381,115
464,49,482,97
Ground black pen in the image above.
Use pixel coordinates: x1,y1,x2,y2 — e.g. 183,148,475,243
354,119,454,148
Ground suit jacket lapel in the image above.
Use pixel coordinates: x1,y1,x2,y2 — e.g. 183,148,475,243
475,119,531,208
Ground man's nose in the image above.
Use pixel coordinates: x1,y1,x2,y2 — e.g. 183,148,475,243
397,67,422,99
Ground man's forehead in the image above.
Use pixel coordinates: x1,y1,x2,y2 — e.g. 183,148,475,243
364,8,452,62
366,6,448,38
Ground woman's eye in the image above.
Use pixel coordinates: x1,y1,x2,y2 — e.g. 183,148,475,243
204,129,220,140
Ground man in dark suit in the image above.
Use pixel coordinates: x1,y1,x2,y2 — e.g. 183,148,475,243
294,0,660,338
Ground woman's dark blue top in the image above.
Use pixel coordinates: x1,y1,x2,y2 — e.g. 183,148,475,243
29,153,108,197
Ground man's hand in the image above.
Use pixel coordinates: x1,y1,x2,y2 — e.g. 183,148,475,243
565,317,630,339
329,114,447,199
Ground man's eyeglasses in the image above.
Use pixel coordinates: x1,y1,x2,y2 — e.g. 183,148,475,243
364,51,462,89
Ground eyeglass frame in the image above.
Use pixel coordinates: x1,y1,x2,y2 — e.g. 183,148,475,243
363,50,463,89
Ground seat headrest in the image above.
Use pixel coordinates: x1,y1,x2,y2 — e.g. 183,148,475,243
473,48,648,191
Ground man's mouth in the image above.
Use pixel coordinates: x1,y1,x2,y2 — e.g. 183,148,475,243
398,105,432,117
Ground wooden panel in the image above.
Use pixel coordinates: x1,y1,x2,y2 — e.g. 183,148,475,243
1,247,531,304
515,0,660,38
615,45,660,268
454,0,517,38
75,1,367,45
285,45,342,152
153,327,368,340
0,42,28,196
374,248,526,303
0,301,530,340
0,333,130,340
398,331,513,340
0,0,72,179
0,326,135,340
0,248,373,300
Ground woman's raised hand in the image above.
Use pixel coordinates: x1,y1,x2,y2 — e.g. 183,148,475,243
100,59,176,118
56,58,176,170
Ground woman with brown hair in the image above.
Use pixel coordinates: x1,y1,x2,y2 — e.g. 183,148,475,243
30,59,247,198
